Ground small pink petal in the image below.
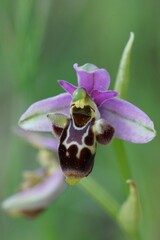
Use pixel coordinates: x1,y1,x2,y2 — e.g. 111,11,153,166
91,90,118,106
74,63,110,94
58,80,77,95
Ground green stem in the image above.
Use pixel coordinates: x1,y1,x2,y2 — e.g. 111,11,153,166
79,176,120,220
124,230,141,240
114,32,134,99
113,139,132,194
113,33,134,194
79,177,141,240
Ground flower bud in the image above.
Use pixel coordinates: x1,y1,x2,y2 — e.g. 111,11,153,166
117,180,140,235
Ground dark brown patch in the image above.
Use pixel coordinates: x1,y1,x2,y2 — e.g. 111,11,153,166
60,122,69,142
22,209,45,218
52,125,64,138
72,105,91,127
58,144,95,178
96,124,115,144
80,147,95,176
84,127,94,146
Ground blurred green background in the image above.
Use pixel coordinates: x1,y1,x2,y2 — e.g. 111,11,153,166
0,0,160,239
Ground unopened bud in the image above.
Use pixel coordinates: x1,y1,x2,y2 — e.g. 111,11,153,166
117,180,140,235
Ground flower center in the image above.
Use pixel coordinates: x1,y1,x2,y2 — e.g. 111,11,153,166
72,105,92,127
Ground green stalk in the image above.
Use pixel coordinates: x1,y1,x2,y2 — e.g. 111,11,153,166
113,139,132,194
79,177,141,240
114,32,134,99
114,33,134,194
79,176,120,220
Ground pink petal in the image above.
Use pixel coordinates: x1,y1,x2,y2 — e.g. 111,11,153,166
74,63,110,94
58,80,77,94
2,169,65,211
19,93,72,132
91,90,118,106
14,128,58,152
99,98,156,143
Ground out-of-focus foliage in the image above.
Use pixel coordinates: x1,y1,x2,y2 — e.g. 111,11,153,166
0,0,160,240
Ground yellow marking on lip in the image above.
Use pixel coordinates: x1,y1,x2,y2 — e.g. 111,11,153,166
65,176,80,186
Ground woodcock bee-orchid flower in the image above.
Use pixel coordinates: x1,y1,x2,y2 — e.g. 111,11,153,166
18,63,156,185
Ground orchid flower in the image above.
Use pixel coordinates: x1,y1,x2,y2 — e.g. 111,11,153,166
18,63,156,185
2,129,65,217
